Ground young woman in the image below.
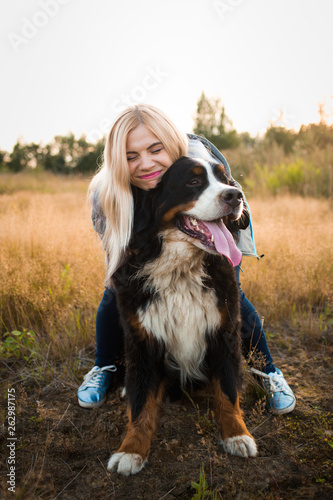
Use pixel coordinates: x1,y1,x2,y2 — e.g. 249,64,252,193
77,104,296,415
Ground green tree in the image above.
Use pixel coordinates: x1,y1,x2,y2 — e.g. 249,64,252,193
6,141,46,172
8,141,28,172
0,149,7,169
265,126,297,155
297,122,333,150
75,148,103,173
42,134,101,173
238,131,256,148
193,91,240,150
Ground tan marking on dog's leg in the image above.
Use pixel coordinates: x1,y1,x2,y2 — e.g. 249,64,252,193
212,378,257,458
108,384,164,475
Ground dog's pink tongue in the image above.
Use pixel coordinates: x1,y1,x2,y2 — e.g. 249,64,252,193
204,221,242,267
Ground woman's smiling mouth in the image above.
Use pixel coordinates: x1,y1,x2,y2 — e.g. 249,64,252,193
139,170,162,180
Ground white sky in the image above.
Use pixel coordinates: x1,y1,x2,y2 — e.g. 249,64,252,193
1,0,333,151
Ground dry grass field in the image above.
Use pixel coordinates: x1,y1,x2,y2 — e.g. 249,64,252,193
1,172,332,499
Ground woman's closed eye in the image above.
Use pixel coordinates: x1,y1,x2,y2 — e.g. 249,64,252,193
151,147,163,154
127,147,163,161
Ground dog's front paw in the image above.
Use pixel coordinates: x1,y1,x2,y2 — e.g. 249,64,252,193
221,435,257,458
107,452,147,476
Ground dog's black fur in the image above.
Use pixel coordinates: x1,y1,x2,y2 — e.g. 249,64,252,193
108,156,257,476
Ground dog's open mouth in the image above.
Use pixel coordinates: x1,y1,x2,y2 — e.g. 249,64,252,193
175,215,242,267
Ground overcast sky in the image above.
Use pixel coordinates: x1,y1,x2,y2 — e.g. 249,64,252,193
1,0,333,151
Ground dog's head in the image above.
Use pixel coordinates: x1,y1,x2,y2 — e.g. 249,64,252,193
131,156,249,264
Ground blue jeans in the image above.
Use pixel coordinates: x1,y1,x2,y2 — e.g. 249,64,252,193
95,287,124,368
95,268,276,374
235,265,275,374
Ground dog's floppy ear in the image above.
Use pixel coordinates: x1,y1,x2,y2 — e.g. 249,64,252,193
130,188,154,250
130,187,163,256
132,187,153,234
131,158,186,237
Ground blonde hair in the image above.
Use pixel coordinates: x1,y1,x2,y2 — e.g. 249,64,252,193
89,104,188,283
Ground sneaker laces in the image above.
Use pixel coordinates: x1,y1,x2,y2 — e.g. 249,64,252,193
248,367,285,394
81,365,117,389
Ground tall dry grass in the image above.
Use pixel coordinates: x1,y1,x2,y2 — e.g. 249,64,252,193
0,170,89,195
0,179,105,367
240,196,333,335
0,173,332,376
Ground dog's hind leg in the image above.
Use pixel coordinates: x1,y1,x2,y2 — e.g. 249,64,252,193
212,378,257,458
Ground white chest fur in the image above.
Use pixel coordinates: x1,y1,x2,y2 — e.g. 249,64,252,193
136,233,221,384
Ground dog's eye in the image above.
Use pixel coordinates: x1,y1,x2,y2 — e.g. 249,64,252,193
187,179,201,187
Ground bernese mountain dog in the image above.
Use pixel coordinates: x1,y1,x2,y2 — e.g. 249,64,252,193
107,156,257,476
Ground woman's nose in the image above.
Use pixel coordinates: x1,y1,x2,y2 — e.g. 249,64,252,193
140,154,154,170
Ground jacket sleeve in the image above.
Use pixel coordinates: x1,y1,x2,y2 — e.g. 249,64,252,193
91,190,106,239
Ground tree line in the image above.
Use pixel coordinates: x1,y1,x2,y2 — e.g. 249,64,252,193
193,92,333,154
1,92,333,179
0,134,104,174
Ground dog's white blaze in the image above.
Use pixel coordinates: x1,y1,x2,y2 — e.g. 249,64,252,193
186,160,240,220
137,235,221,385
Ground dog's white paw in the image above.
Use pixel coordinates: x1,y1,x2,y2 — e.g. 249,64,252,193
107,452,147,476
221,435,257,458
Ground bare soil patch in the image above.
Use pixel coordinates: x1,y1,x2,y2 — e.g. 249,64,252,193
1,326,332,500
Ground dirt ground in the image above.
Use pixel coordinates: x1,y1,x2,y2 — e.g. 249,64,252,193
1,324,333,500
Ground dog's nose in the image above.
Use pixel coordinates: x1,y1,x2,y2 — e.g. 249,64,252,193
220,188,243,209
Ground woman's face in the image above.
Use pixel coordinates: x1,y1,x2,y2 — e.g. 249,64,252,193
126,125,173,190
